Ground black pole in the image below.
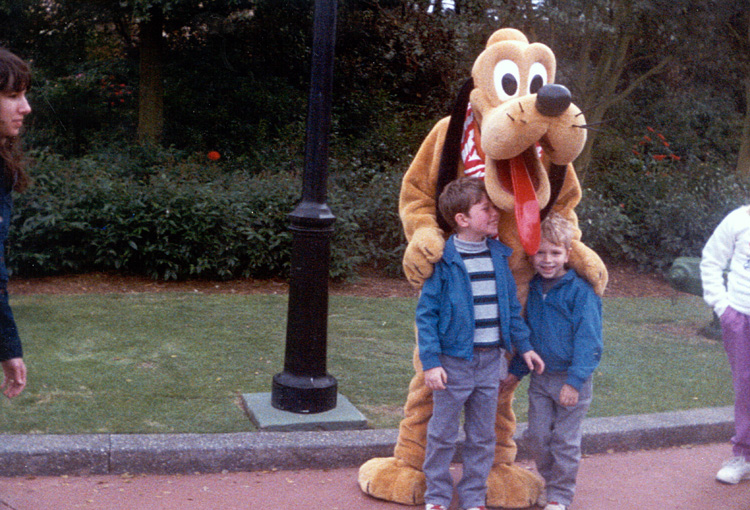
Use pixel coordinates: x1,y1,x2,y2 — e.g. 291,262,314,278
271,0,338,414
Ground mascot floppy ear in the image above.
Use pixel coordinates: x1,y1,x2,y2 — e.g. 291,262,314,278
435,77,473,232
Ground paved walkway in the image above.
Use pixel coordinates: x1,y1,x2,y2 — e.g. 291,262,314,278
0,406,744,509
0,442,748,509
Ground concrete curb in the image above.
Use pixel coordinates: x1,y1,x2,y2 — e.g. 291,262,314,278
0,406,733,477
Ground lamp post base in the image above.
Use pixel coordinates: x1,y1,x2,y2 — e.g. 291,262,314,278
271,371,338,414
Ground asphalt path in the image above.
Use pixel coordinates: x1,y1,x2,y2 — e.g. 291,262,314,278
1,442,748,510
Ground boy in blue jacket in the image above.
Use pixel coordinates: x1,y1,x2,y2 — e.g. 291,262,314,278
505,213,603,510
418,177,544,510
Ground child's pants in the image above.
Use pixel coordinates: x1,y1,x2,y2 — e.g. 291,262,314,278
720,306,750,460
526,371,593,507
423,348,503,509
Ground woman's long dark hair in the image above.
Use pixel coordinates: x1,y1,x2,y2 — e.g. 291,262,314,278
0,48,30,192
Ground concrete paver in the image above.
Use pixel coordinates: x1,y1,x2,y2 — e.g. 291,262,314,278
0,406,741,509
1,442,748,510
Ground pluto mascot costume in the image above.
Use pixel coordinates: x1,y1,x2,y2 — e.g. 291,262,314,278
358,28,608,508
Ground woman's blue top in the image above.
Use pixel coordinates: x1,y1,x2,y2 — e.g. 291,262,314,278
0,161,23,361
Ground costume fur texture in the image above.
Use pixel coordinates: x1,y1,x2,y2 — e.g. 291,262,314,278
358,28,608,508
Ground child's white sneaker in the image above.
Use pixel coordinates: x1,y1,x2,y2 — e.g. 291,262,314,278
544,503,567,510
716,456,750,484
425,504,446,510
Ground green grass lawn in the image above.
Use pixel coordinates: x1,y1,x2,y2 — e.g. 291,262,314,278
0,292,733,434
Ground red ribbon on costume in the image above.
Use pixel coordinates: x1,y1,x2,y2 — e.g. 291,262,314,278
461,104,486,179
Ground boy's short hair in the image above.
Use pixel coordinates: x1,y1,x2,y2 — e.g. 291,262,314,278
540,212,575,248
438,177,487,231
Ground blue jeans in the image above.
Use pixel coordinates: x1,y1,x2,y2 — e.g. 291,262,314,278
423,349,503,509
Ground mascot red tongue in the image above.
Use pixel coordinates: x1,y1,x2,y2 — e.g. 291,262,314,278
510,155,540,255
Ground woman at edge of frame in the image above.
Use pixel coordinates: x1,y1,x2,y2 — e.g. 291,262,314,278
0,47,31,399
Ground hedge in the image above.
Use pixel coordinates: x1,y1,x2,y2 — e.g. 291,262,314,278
8,150,404,281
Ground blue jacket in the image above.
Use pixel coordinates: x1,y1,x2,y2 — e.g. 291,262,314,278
509,269,602,390
416,235,532,371
0,179,11,284
0,168,22,362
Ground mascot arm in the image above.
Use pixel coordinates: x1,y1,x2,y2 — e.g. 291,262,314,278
400,118,452,288
549,164,609,296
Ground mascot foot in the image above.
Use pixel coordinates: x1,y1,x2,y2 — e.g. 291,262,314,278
486,463,544,509
358,457,426,505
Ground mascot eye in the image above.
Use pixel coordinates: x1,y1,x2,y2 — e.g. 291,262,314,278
528,62,548,94
494,59,520,100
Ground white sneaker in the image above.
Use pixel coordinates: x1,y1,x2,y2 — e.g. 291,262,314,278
425,504,446,510
716,456,750,484
544,503,567,510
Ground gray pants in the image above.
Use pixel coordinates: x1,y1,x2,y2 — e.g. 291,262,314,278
526,371,593,507
423,349,505,509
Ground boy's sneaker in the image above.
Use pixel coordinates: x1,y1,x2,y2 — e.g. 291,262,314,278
425,504,446,510
463,507,488,510
544,503,567,510
716,456,750,484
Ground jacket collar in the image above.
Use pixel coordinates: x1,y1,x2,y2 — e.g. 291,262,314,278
530,268,576,292
444,234,512,264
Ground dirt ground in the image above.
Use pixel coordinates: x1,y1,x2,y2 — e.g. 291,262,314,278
6,263,673,298
6,261,675,299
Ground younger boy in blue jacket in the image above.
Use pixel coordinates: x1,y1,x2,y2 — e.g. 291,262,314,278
506,212,603,510
418,177,544,510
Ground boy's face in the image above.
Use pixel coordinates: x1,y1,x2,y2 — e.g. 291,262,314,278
532,238,570,279
455,194,500,242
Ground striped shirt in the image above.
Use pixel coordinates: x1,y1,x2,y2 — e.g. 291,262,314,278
454,237,502,347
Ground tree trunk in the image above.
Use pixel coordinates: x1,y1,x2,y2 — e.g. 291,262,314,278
735,15,750,176
137,8,164,146
737,78,750,177
574,31,632,183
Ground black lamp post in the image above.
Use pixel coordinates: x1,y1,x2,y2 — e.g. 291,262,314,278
271,0,338,414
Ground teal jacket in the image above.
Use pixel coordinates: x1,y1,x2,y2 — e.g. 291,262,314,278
509,269,603,390
416,235,532,371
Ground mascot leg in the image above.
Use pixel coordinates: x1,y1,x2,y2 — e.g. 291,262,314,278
486,377,545,508
358,347,430,505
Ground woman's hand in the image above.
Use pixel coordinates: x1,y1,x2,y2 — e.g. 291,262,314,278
1,357,27,398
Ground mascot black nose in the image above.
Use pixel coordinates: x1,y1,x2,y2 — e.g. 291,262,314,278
535,84,572,117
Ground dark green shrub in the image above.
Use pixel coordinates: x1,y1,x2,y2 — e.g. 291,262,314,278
330,168,405,278
86,175,299,281
8,148,407,281
580,139,749,272
17,138,748,283
577,189,636,262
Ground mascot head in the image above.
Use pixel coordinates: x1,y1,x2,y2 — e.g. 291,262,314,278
439,28,587,255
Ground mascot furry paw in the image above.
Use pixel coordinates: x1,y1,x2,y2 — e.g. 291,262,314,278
358,28,608,508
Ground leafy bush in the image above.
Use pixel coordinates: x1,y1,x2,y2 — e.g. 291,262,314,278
330,168,405,277
580,131,749,272
577,189,636,262
15,126,748,283
8,148,405,281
